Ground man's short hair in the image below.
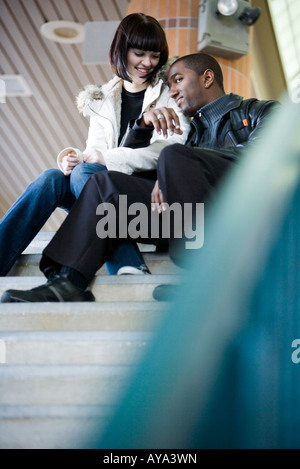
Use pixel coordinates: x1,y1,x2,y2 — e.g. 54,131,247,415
172,53,225,92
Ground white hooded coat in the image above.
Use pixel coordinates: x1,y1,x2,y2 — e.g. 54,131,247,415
62,68,190,175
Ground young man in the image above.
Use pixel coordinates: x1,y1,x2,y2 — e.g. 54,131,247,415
1,53,279,303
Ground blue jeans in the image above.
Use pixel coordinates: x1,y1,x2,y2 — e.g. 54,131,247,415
0,164,147,276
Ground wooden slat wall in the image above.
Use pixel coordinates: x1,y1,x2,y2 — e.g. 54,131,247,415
0,0,129,230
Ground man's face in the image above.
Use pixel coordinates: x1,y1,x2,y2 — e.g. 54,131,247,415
168,61,206,117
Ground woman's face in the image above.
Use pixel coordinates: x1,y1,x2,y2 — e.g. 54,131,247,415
126,48,160,86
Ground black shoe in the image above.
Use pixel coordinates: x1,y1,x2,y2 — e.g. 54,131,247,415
152,284,177,301
0,275,95,303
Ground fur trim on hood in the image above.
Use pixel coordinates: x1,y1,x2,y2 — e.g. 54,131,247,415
76,57,178,114
149,56,178,86
76,84,105,114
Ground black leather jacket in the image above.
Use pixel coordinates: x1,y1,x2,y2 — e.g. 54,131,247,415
124,93,280,161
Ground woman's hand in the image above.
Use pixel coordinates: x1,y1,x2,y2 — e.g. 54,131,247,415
141,107,183,138
61,153,80,176
151,180,167,213
83,149,105,165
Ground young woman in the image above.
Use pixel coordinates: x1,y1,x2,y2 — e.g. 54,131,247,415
0,13,189,276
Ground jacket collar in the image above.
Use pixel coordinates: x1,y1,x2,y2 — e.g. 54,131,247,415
195,93,244,123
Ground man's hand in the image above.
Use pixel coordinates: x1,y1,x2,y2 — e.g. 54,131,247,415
151,180,167,213
83,149,105,165
141,107,183,138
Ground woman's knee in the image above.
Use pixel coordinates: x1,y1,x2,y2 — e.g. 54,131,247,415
70,163,107,197
34,169,66,189
71,163,106,182
39,168,62,180
23,169,71,205
70,163,85,183
70,163,89,196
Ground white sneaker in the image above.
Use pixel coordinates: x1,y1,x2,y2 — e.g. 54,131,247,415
117,266,150,275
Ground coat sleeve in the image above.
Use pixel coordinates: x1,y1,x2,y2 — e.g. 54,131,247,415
220,100,281,159
120,119,154,149
84,115,112,152
101,88,191,174
56,107,112,172
233,100,281,152
100,132,188,174
243,100,281,147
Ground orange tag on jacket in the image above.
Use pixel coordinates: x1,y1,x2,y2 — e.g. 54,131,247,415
243,119,248,126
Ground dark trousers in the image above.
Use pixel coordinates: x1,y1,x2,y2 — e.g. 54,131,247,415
41,144,234,283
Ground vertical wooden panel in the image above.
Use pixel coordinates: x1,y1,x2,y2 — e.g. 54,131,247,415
169,0,178,18
167,29,178,57
179,0,189,17
0,0,129,230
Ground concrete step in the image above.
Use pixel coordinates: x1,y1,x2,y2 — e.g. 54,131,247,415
22,231,56,253
16,231,180,273
0,364,133,406
0,330,152,365
0,274,181,302
23,231,157,254
0,232,176,449
0,404,113,449
0,301,165,331
8,252,181,276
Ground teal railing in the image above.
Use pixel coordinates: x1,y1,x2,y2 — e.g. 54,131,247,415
95,96,300,449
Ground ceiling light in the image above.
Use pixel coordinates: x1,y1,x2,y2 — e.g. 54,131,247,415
0,75,32,101
217,0,239,16
40,21,84,44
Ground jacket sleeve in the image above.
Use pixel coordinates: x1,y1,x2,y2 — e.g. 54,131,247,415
84,115,111,152
236,100,281,150
246,100,280,144
101,88,191,174
220,100,281,159
100,127,189,174
56,113,109,172
120,118,154,149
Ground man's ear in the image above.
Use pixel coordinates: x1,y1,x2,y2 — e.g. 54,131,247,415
202,69,215,89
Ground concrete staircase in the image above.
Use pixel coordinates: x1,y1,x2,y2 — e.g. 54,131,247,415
0,233,181,449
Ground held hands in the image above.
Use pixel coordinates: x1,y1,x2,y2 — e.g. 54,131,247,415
82,149,105,165
141,107,183,139
61,153,81,176
61,149,105,176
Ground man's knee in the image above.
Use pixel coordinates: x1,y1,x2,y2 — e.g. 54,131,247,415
157,143,186,171
87,171,153,209
89,170,130,188
84,171,127,200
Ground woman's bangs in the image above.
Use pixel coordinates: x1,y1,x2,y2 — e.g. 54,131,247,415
129,25,165,52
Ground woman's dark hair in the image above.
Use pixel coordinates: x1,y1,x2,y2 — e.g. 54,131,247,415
109,13,169,83
172,53,225,92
